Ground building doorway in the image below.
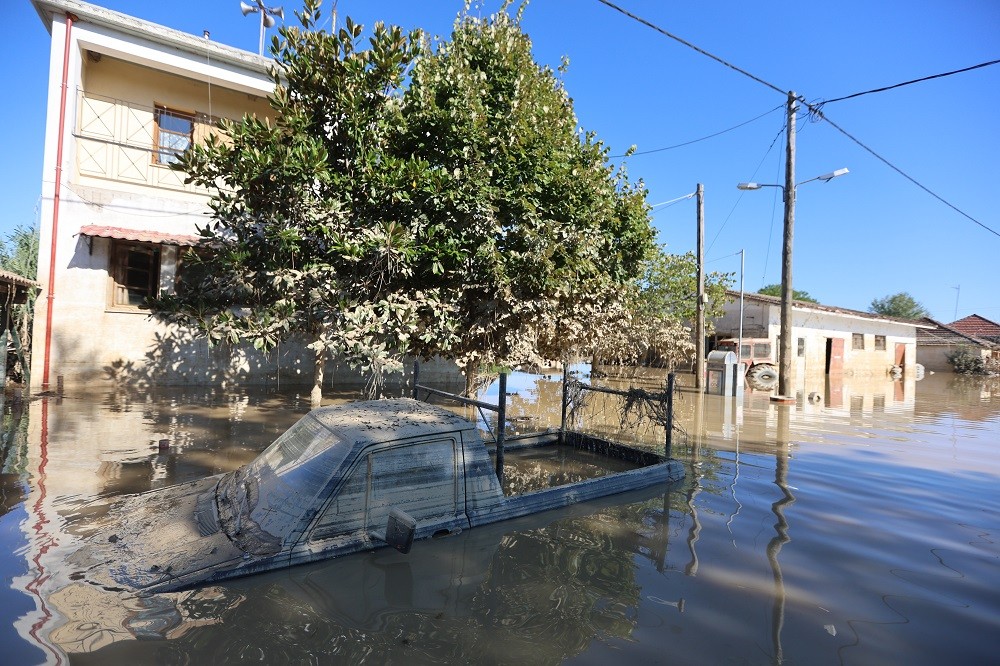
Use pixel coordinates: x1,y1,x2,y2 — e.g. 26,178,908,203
825,337,844,374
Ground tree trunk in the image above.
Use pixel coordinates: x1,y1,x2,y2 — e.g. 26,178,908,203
311,340,327,408
464,364,479,399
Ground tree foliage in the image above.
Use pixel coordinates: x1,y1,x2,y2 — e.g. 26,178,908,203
757,283,817,303
0,224,39,380
401,5,655,382
595,249,733,368
153,1,686,400
869,292,929,320
946,347,999,375
156,2,456,403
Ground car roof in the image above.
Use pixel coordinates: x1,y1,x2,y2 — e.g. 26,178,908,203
310,398,475,445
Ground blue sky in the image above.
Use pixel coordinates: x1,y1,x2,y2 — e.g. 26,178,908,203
10,0,999,321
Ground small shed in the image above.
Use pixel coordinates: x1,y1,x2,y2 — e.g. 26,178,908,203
0,269,40,386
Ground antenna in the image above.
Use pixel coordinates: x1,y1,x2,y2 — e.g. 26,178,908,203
240,1,283,55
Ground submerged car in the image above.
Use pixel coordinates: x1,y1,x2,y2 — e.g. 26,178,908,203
74,399,683,593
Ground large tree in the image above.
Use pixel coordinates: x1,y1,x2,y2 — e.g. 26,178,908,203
401,5,656,388
157,3,451,404
869,292,930,319
156,1,664,402
594,249,733,368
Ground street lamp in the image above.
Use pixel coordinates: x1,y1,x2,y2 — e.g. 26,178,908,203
240,1,284,56
737,164,848,401
738,168,849,192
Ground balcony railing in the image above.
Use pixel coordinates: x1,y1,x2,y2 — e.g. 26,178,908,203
75,91,226,194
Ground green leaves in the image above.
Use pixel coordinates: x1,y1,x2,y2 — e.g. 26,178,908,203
869,292,930,320
153,1,694,396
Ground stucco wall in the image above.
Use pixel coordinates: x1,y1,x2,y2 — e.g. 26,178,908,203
715,297,919,380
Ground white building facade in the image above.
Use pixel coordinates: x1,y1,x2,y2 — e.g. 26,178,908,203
713,291,927,380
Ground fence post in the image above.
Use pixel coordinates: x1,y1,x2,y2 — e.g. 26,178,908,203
560,362,569,443
494,371,507,486
665,372,675,460
0,329,8,391
411,360,419,399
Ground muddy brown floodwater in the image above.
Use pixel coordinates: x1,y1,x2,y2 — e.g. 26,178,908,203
0,371,997,664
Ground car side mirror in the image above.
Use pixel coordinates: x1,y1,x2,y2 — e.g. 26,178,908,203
384,508,416,554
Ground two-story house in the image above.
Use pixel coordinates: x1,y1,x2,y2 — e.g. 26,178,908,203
31,0,459,391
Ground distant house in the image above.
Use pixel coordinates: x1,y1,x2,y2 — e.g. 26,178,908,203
711,291,931,379
916,318,1000,373
947,314,1000,345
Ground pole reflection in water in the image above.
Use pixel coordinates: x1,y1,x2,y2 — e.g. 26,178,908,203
767,405,795,665
684,392,705,577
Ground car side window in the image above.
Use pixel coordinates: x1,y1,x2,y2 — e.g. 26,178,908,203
367,439,458,533
310,457,369,541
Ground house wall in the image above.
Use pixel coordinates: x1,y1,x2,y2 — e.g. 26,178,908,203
715,298,918,381
920,346,958,373
31,8,463,389
75,55,272,197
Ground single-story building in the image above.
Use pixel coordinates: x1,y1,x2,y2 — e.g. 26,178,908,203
711,290,931,381
916,318,1000,373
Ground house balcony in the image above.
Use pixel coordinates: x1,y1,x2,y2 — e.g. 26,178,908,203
74,90,224,195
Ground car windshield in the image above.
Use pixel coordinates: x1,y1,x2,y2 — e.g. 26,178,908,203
218,414,352,542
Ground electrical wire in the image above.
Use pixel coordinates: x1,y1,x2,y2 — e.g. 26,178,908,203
596,0,997,242
614,104,784,158
806,106,1000,239
813,59,1000,107
706,121,786,255
595,0,787,96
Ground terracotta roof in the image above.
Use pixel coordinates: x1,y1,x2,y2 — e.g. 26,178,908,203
917,317,1000,349
947,314,1000,339
723,290,933,328
79,225,201,246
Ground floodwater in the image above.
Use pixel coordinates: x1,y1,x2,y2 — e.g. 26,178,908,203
1,371,998,664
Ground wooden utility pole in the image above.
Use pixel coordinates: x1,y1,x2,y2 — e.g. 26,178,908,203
777,91,797,400
695,183,705,389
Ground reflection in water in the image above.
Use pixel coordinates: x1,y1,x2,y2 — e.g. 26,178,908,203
51,482,684,664
767,407,795,665
3,373,999,664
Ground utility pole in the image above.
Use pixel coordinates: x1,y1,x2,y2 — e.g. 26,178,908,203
777,91,796,401
695,183,705,390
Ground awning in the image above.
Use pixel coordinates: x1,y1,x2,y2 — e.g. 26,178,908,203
78,225,202,246
0,269,39,289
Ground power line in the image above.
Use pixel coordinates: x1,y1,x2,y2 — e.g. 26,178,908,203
706,121,786,254
814,59,1000,107
615,104,783,158
806,106,1000,240
595,0,787,96
596,0,998,241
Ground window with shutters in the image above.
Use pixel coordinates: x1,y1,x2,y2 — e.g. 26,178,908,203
110,240,160,308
